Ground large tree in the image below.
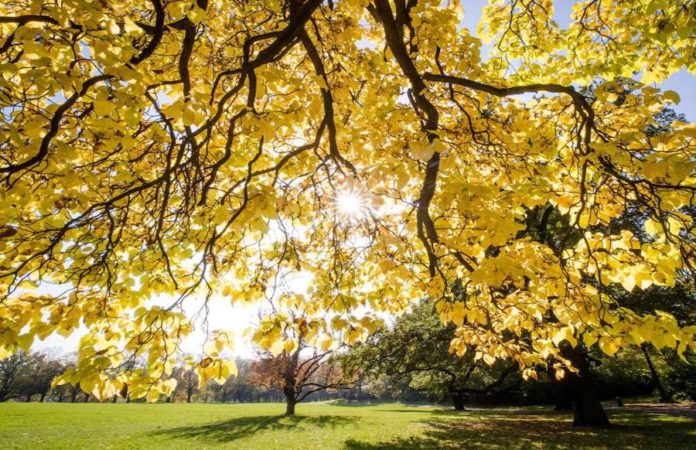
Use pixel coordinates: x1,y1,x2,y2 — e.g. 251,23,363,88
343,301,519,410
0,0,695,424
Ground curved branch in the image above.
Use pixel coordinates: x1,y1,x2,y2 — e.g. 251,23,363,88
0,74,113,175
297,22,356,174
130,0,165,65
371,0,441,276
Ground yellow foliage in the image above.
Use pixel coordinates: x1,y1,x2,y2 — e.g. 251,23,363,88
0,0,693,387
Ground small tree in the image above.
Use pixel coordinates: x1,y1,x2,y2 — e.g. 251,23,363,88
172,365,199,403
251,339,349,415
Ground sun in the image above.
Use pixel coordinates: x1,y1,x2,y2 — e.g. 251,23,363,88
335,190,367,216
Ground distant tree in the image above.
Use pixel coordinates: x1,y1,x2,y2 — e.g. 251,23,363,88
343,302,518,410
172,366,199,403
0,351,64,401
251,340,350,415
0,350,31,401
28,353,65,402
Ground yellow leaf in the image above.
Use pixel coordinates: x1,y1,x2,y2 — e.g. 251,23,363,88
599,337,620,356
146,389,160,403
663,90,680,104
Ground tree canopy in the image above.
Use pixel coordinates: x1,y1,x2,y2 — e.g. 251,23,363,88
342,301,519,410
0,0,695,401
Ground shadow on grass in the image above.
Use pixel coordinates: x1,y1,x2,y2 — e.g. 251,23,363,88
330,400,384,407
344,410,696,450
152,414,355,444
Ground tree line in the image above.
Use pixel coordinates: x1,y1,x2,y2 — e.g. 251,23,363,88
3,314,693,413
0,350,365,406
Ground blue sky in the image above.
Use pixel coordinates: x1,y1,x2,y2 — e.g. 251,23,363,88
459,0,695,121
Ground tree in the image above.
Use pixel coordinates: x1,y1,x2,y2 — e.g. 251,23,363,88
343,301,518,410
0,0,695,426
20,352,64,402
172,365,199,403
0,350,65,402
250,343,348,415
0,350,30,402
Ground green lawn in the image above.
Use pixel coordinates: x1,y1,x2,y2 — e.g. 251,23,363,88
0,402,694,449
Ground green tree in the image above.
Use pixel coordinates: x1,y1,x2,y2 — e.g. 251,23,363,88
343,302,518,410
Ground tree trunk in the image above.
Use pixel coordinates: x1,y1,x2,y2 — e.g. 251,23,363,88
112,394,118,403
26,393,32,402
641,344,671,403
283,377,297,416
283,350,300,416
83,393,90,403
562,345,610,427
186,388,193,403
285,395,296,416
451,391,465,411
39,391,47,402
71,390,78,403
553,378,573,410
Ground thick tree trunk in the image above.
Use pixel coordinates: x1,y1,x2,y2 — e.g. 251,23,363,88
39,391,47,402
71,390,78,403
112,395,118,403
83,393,90,403
25,393,32,402
451,391,465,411
562,345,610,427
641,344,671,403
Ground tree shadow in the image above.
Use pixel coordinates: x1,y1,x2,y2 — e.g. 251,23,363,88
152,414,355,444
331,400,384,407
344,410,696,449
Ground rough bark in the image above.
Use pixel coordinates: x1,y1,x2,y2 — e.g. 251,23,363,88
562,345,610,427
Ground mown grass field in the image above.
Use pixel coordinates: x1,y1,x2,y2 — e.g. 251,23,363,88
0,402,694,449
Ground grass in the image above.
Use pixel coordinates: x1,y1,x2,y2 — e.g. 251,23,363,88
0,402,694,449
